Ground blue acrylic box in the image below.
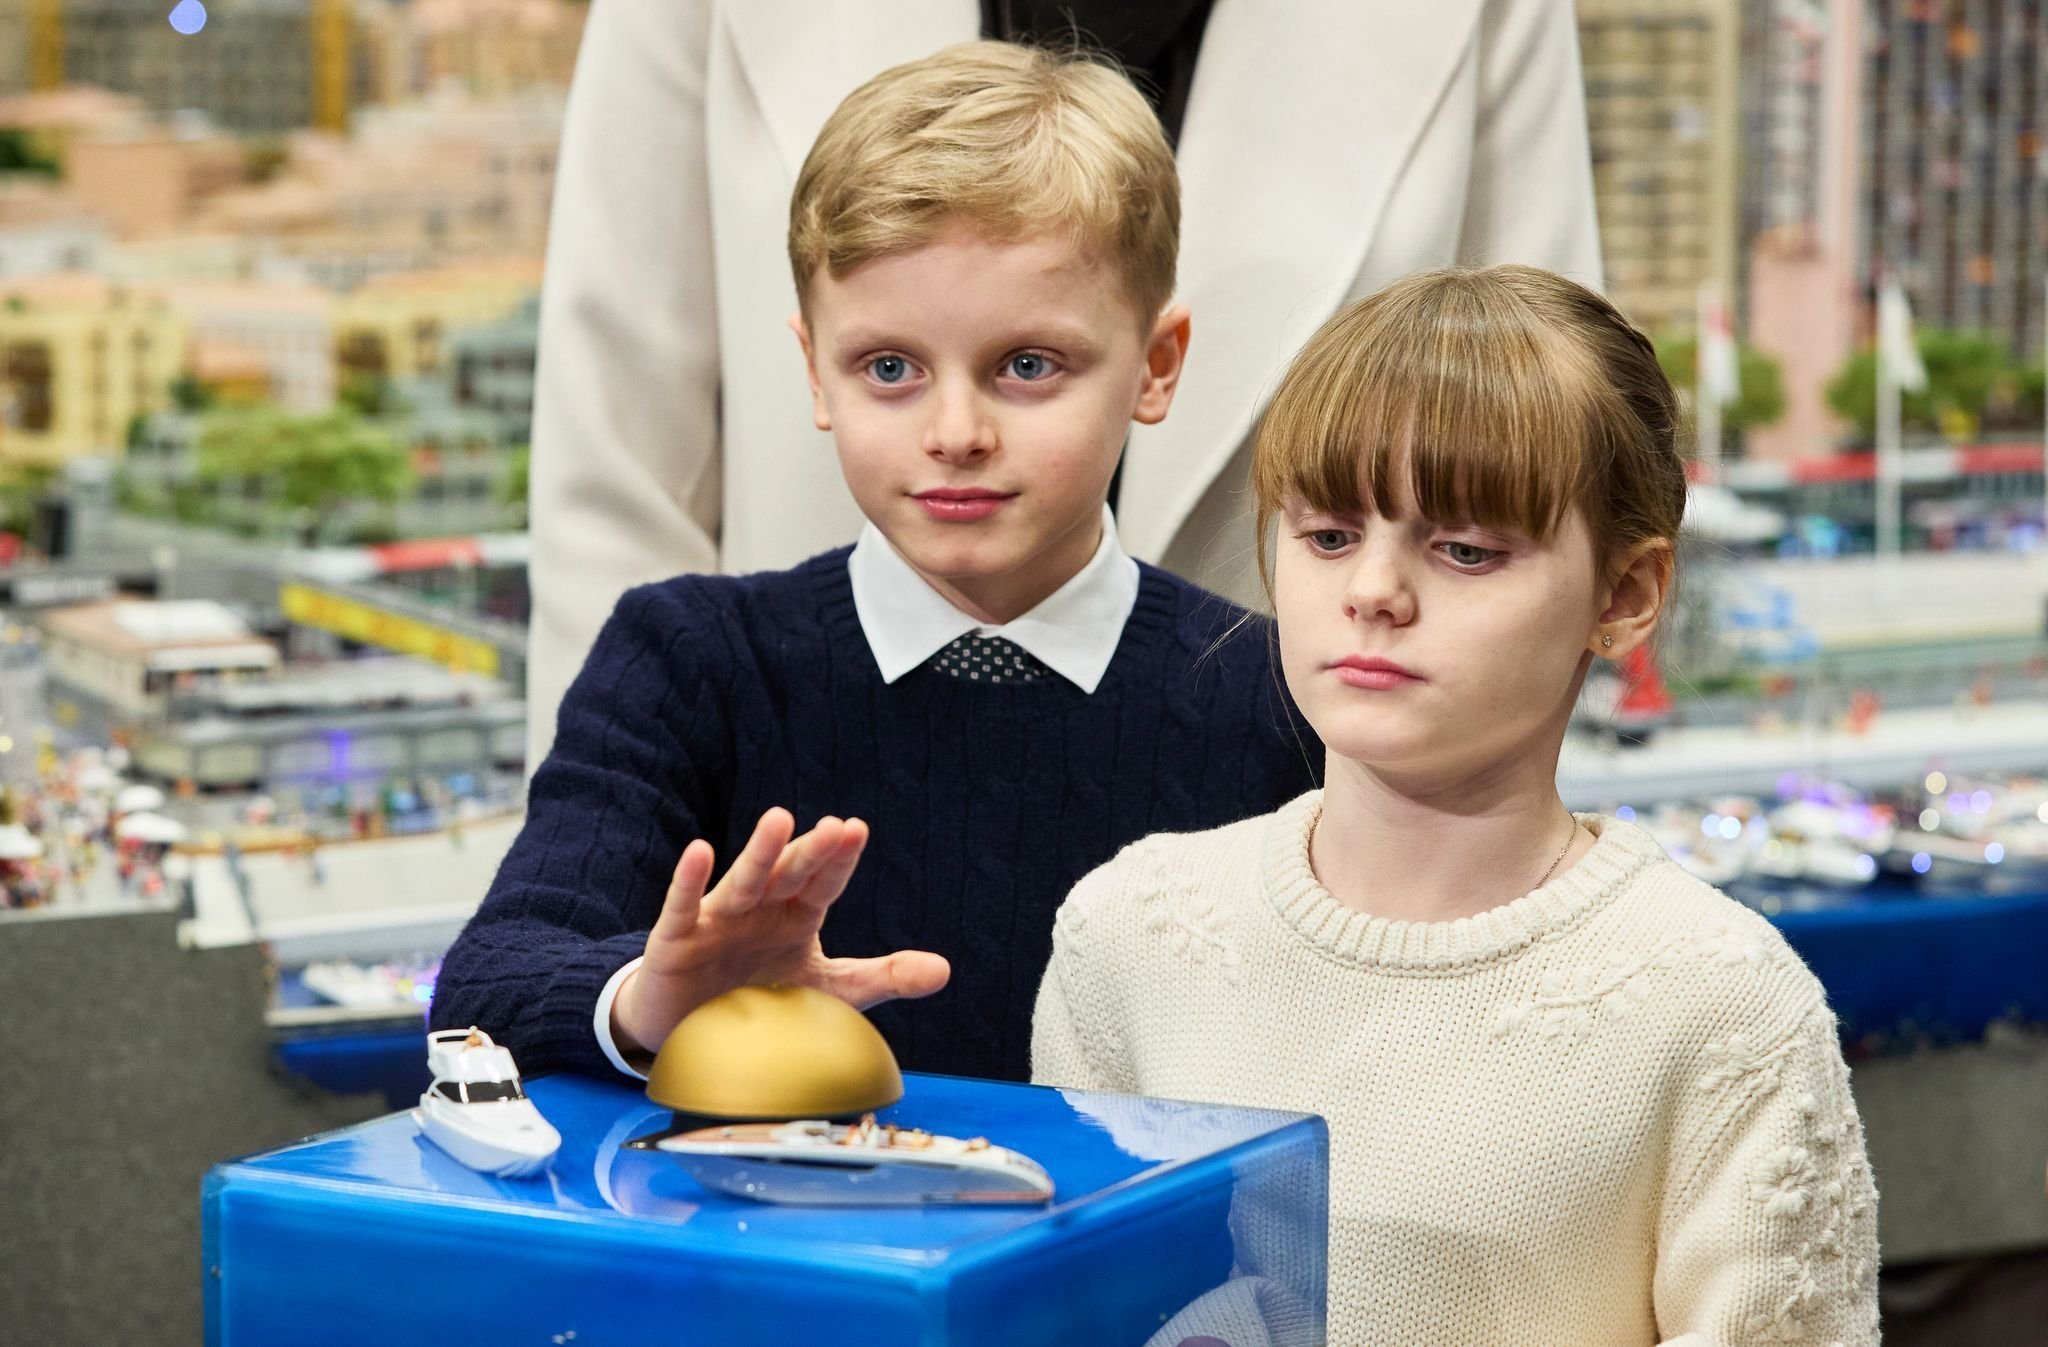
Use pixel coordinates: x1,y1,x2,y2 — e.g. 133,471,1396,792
203,1072,1328,1346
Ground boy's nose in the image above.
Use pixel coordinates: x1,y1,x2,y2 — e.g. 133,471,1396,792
923,385,996,464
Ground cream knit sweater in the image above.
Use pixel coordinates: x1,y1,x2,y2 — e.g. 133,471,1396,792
1032,792,1880,1347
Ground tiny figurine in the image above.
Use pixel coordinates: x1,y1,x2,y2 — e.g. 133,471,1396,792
642,1114,1055,1207
412,1027,561,1177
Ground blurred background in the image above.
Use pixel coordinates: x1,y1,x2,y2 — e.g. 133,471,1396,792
0,1,2044,1341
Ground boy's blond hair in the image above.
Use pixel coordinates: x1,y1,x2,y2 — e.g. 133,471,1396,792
788,41,1178,323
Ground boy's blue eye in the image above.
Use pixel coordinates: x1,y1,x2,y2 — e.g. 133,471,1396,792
1006,353,1051,381
870,356,910,384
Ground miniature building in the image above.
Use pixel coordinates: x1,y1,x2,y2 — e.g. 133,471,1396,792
155,278,335,410
129,652,524,790
63,123,248,241
331,257,540,383
1578,0,1743,335
1856,0,2048,359
38,596,278,727
196,97,562,290
0,177,108,279
0,271,186,461
352,0,587,106
51,0,330,136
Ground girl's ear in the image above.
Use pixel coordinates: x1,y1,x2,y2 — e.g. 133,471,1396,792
1591,538,1673,661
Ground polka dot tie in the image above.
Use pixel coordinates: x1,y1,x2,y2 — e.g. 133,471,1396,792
924,633,1052,684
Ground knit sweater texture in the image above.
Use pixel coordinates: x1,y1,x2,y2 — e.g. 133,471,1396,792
432,547,1320,1082
1033,792,1881,1347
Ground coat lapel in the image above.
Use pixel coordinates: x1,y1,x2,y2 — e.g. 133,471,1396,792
1115,0,1485,561
721,0,978,180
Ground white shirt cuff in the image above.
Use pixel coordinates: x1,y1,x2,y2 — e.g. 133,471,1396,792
594,955,649,1081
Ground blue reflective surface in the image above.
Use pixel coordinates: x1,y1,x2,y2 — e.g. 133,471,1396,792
1761,885,2048,1045
206,1072,1328,1346
272,1023,427,1109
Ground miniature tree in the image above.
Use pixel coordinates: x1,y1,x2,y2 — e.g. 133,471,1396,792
1824,327,2014,444
196,407,412,546
0,462,56,537
337,371,393,417
168,375,216,413
500,446,529,525
1653,332,1788,456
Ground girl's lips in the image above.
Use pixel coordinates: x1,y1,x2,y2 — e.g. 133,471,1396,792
1331,666,1422,690
1328,657,1423,690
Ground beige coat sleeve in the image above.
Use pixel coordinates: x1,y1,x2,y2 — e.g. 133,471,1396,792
525,0,723,768
1459,0,1606,290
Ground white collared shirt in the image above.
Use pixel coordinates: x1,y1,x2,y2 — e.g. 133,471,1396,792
593,505,1141,1078
849,504,1139,693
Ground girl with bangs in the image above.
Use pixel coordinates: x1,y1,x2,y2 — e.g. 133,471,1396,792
1033,266,1879,1347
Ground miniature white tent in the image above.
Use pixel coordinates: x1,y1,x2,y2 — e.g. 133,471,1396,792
115,783,168,814
115,812,188,845
0,825,44,860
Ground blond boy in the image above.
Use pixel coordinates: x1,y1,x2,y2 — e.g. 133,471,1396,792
434,43,1317,1082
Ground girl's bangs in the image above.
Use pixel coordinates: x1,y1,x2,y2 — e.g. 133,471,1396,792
1255,291,1600,542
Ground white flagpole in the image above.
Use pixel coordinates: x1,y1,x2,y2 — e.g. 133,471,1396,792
1875,276,1921,561
1876,333,1900,560
1698,282,1723,485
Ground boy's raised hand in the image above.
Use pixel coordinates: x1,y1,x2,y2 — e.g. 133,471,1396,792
609,807,951,1060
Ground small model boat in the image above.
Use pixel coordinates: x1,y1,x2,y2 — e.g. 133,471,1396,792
641,1114,1054,1207
412,1027,560,1177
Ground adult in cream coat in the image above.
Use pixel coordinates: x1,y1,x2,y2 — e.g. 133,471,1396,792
524,0,1603,764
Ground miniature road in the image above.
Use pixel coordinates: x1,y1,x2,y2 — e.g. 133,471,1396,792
182,813,523,953
1746,550,2048,646
1560,697,2048,807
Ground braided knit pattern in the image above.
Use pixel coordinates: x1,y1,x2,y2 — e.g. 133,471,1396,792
1034,795,1880,1346
431,546,1320,1082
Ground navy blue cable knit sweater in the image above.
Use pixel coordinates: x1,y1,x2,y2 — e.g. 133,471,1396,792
431,546,1321,1083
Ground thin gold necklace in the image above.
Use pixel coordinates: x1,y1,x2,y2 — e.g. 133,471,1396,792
1534,814,1580,890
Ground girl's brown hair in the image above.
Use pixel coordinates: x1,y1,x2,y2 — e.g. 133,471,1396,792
1250,265,1686,598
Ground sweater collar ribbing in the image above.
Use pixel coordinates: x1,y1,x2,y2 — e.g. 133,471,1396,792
1260,790,1666,971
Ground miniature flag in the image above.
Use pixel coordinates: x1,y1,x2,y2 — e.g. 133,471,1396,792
1781,0,1828,41
1878,277,1928,392
1697,283,1741,409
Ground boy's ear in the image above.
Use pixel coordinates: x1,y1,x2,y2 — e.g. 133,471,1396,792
1132,303,1192,426
788,310,831,432
1591,538,1674,662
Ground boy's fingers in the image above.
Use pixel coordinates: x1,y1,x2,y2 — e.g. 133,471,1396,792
797,818,869,912
651,839,715,943
764,817,842,903
716,807,795,915
820,949,950,1010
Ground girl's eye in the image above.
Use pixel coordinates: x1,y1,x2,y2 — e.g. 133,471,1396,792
1304,529,1353,554
1005,352,1056,381
868,355,912,384
1439,540,1501,568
